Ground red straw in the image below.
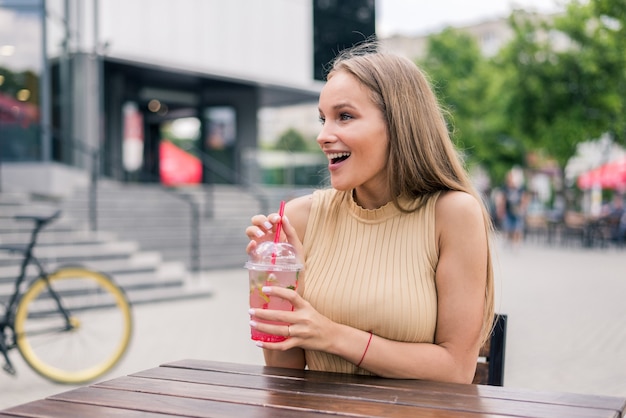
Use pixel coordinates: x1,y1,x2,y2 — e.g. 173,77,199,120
271,200,286,265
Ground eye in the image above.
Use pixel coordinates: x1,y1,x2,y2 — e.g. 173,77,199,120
339,113,353,121
318,116,325,125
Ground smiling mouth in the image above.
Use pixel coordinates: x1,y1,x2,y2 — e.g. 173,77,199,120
328,152,351,164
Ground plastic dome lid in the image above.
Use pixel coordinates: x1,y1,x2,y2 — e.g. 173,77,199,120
245,241,302,271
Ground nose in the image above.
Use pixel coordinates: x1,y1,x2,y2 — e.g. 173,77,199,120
316,122,336,147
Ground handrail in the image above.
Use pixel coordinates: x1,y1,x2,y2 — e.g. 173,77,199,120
56,135,100,232
180,143,269,215
54,135,268,274
157,186,201,273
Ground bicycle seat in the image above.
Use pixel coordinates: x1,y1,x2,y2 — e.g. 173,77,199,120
14,210,61,225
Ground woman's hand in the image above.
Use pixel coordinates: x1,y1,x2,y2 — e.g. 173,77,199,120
244,197,314,369
245,208,304,259
248,285,338,353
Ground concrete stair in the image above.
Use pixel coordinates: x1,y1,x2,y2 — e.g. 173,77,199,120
58,181,282,271
0,192,210,306
0,181,306,306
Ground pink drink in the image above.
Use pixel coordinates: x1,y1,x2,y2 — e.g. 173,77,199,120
249,270,299,342
246,241,302,343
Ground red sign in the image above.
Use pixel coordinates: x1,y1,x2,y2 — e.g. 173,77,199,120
159,140,202,186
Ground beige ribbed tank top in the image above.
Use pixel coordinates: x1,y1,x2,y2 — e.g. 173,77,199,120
302,189,440,375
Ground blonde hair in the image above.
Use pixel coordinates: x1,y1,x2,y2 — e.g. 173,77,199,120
328,42,495,344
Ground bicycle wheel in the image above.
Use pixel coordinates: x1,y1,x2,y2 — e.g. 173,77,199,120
14,267,133,384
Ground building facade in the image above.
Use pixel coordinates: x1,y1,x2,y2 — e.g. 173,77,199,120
0,0,374,196
381,12,566,61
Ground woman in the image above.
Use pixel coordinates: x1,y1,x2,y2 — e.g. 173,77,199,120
245,42,495,383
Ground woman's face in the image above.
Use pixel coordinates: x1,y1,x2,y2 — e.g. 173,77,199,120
317,71,389,206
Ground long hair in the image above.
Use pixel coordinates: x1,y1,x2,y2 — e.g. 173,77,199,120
327,42,496,344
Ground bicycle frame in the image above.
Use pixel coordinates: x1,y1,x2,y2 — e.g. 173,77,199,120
0,211,68,375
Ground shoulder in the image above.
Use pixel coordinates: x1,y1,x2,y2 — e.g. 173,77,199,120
285,193,315,242
435,191,486,238
286,193,315,213
436,191,483,218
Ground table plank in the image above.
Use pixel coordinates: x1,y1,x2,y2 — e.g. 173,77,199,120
101,369,614,418
94,376,493,418
160,359,625,418
2,359,625,418
0,398,168,417
166,359,626,411
50,386,343,418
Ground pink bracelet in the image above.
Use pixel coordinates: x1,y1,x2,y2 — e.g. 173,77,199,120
356,332,373,368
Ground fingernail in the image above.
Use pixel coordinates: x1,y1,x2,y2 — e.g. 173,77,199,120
255,341,264,348
255,230,265,237
248,308,255,316
249,320,258,328
263,221,273,230
261,286,272,293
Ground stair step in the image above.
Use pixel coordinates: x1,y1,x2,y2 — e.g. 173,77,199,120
0,279,211,313
0,182,288,304
0,261,187,304
0,230,116,246
126,285,212,306
0,241,140,267
0,252,164,283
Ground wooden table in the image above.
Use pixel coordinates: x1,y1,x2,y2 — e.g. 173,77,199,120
2,359,625,417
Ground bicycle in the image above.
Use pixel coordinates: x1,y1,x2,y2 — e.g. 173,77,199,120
0,210,133,384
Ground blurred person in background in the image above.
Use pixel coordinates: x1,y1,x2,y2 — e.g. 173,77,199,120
601,193,625,246
496,167,529,248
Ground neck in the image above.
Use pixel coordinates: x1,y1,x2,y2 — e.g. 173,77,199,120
352,188,392,210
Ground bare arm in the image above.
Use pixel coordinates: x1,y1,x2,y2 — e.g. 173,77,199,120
410,191,487,382
332,191,488,382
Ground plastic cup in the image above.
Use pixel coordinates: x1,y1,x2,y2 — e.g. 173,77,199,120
245,241,302,342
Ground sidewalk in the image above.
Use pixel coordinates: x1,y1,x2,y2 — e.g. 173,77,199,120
1,240,625,408
492,240,626,397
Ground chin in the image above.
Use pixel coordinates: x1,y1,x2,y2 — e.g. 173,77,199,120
330,180,353,192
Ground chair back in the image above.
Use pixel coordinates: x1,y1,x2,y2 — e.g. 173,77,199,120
473,314,507,386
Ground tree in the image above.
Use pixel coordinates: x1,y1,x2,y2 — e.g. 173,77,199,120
273,128,310,152
500,0,626,171
420,28,525,185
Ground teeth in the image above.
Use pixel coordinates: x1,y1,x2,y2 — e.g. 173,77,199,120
327,152,351,161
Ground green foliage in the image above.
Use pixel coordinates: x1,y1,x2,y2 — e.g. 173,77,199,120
420,28,525,185
501,1,626,168
273,128,310,152
418,0,626,187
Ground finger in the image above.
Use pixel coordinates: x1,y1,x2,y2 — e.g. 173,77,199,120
261,286,305,309
254,338,295,351
249,307,295,323
245,226,266,240
249,320,292,339
251,214,275,233
267,213,283,239
245,240,257,254
275,213,302,258
281,214,298,243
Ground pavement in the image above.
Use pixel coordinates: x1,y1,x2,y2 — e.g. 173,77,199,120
1,238,626,409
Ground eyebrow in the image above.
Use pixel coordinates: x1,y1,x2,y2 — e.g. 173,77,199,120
319,102,357,114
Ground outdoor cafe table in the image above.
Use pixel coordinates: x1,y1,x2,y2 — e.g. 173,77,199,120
1,359,625,417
